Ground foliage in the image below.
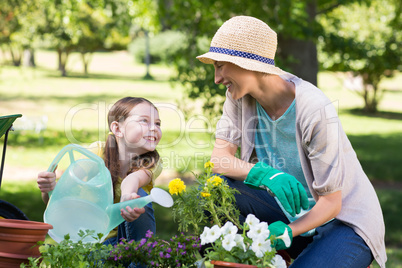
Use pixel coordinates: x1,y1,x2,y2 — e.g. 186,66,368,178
36,0,130,76
23,230,113,268
169,161,241,235
23,229,201,267
200,216,288,267
1,0,160,76
0,0,42,66
157,0,368,121
318,0,401,113
129,30,186,64
106,230,202,267
168,161,288,267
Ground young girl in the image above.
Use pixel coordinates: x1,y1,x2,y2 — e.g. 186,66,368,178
37,97,163,246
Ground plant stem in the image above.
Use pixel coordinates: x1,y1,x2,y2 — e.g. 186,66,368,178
221,194,242,229
208,199,221,227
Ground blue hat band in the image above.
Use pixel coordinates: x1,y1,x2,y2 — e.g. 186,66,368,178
209,46,275,66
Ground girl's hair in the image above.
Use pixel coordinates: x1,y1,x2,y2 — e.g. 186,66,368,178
104,97,160,197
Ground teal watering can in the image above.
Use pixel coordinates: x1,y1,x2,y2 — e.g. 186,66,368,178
44,144,173,243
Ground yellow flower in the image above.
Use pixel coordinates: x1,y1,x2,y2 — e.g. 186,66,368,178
204,161,214,169
201,192,211,198
168,178,186,195
207,175,223,186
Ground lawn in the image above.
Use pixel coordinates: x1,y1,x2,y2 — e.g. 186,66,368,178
0,50,401,267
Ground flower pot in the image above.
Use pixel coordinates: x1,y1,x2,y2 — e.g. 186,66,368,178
0,219,53,267
210,260,257,268
0,252,33,267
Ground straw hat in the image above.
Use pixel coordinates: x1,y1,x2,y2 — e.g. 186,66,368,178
197,16,285,76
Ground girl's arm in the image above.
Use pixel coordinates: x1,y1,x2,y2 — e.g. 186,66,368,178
211,138,254,180
120,169,152,202
289,190,342,237
119,170,151,222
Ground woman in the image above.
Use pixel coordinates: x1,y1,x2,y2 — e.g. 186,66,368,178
197,16,386,267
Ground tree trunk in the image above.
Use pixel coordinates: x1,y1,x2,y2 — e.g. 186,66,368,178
57,49,63,71
80,52,92,75
57,48,69,77
23,49,36,67
277,37,318,85
9,45,22,67
144,30,152,79
277,1,318,86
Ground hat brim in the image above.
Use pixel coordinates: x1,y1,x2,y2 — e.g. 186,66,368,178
197,52,285,76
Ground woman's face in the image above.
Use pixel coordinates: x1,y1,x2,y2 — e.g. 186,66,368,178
213,61,258,100
119,102,162,155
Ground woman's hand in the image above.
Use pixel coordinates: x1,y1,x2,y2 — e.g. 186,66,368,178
120,193,145,222
37,171,57,204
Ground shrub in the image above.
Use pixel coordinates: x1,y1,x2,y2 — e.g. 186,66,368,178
129,30,186,65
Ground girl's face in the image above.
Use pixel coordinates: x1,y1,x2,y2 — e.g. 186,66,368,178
118,102,162,155
213,61,259,100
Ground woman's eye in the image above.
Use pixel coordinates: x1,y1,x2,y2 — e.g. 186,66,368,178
156,122,161,127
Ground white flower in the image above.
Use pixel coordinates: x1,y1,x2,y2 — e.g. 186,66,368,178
269,254,287,268
221,221,238,236
247,222,269,240
200,226,211,245
277,228,291,248
245,214,260,229
251,236,272,258
221,234,237,251
206,225,222,244
234,233,247,252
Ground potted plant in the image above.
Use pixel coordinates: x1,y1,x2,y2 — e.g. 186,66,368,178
169,161,291,267
24,229,203,267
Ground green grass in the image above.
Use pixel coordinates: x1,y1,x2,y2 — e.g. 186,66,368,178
1,51,401,265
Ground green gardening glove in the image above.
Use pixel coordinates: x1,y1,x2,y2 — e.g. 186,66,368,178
269,221,293,250
245,161,309,217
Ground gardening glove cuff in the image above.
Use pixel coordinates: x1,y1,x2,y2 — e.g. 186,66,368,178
245,162,309,216
269,221,293,250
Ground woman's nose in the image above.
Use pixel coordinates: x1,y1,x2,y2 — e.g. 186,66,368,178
214,69,222,84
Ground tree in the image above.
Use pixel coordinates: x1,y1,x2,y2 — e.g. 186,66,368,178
318,0,401,113
128,0,161,79
157,0,366,121
0,0,41,66
37,0,82,76
73,3,110,75
37,0,159,77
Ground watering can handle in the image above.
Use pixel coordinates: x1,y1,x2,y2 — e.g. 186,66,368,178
46,144,106,196
47,144,105,172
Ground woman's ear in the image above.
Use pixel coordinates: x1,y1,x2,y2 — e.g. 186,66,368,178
110,121,123,138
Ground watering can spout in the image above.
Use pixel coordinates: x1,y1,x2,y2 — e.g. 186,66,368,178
106,188,173,233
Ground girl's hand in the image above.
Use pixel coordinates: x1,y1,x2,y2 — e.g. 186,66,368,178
37,171,57,193
120,193,145,222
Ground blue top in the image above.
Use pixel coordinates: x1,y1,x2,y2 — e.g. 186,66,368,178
254,100,311,198
255,100,317,235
